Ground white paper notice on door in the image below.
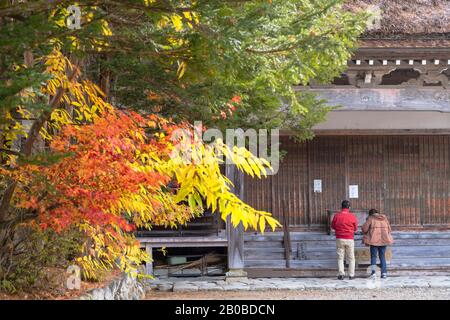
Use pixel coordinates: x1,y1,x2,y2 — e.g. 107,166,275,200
349,185,359,198
313,179,322,193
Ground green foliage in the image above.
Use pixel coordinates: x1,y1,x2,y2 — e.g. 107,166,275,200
90,0,367,139
0,1,113,130
0,1,367,140
0,225,84,293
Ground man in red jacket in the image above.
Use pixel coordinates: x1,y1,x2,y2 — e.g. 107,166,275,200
331,200,358,280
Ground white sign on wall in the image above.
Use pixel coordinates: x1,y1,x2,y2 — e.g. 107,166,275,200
313,179,322,193
349,185,359,199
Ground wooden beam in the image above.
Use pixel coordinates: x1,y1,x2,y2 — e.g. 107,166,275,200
353,47,450,60
294,87,450,112
312,129,450,136
138,235,227,248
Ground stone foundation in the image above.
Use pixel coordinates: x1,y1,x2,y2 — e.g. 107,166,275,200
80,273,145,300
145,276,450,292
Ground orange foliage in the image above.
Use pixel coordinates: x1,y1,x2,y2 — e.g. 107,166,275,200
18,111,170,232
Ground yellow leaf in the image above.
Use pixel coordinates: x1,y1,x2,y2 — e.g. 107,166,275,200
259,217,266,233
177,61,187,79
170,14,183,31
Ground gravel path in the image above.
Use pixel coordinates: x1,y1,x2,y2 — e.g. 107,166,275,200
145,287,450,300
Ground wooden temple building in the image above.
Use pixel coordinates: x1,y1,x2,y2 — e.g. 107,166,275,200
140,0,450,277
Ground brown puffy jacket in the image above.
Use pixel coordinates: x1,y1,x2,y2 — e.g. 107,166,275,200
362,214,394,246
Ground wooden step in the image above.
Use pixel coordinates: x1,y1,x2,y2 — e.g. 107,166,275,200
245,257,450,269
243,231,450,270
245,241,284,248
245,245,450,259
245,231,450,242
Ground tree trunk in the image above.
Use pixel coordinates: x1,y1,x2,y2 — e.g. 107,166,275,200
0,64,78,222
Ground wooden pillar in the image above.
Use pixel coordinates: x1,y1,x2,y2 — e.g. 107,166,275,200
145,244,153,276
227,217,245,270
225,163,247,278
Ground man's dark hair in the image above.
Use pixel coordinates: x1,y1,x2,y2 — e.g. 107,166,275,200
369,209,378,216
341,200,350,209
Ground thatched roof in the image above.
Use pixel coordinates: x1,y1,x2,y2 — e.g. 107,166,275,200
344,0,450,47
345,0,450,35
358,38,450,48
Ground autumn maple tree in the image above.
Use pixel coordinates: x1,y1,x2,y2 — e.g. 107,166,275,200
0,49,278,280
11,109,278,279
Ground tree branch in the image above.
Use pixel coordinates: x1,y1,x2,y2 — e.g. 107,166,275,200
0,148,22,156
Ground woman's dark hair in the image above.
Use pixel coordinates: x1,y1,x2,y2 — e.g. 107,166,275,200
369,209,378,216
341,200,350,209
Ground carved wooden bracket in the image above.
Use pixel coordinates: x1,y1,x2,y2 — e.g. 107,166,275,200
347,69,395,87
344,59,449,88
405,69,449,88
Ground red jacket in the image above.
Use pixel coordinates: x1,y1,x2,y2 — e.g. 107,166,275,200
331,209,358,240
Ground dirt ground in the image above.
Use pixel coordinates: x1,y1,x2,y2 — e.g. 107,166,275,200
145,288,450,300
0,269,122,300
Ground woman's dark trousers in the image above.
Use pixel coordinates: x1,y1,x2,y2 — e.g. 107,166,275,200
370,245,387,274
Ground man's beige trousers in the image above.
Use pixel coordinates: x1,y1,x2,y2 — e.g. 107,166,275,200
336,239,355,277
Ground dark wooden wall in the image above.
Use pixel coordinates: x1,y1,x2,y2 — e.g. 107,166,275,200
243,135,450,229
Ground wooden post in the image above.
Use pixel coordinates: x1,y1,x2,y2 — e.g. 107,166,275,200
225,163,247,279
145,244,153,276
227,217,246,271
282,199,292,268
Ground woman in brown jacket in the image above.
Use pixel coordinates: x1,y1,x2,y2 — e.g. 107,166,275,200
362,209,394,279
